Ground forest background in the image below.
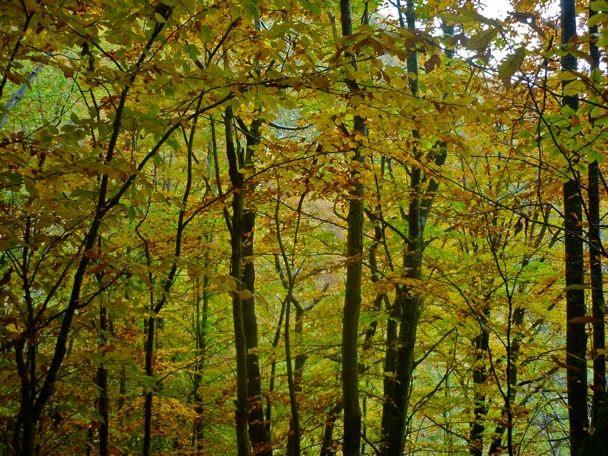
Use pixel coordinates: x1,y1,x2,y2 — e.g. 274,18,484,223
1,0,607,455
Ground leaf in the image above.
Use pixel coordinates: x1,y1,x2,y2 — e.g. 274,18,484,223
588,12,607,27
238,289,253,300
559,70,578,81
424,54,441,72
241,0,259,17
498,47,526,88
441,8,497,26
154,12,167,24
591,1,608,11
300,0,321,15
466,27,498,52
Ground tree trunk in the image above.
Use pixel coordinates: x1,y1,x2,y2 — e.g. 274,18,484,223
142,316,156,456
560,0,589,452
225,105,253,456
96,301,109,456
488,307,524,456
588,1,605,426
320,401,343,456
240,118,272,456
469,304,490,456
285,291,300,456
339,1,366,454
192,274,210,450
380,2,422,454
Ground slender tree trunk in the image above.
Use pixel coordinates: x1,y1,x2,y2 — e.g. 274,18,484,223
240,118,272,456
13,337,37,456
488,306,524,456
143,316,156,456
380,2,422,454
265,296,286,438
560,0,589,452
96,300,109,456
225,106,253,456
294,306,307,391
284,283,300,456
272,188,301,456
192,274,210,450
320,401,343,456
588,1,605,426
339,1,366,454
469,304,489,456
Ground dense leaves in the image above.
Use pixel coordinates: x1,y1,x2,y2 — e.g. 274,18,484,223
1,0,606,455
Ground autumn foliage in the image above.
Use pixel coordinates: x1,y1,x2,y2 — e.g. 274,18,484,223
1,0,607,455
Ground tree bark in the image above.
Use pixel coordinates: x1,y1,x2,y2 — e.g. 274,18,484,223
320,401,344,456
239,117,272,456
380,2,423,454
560,0,589,453
469,304,489,456
225,105,253,456
192,274,210,450
96,299,109,456
588,1,605,426
339,1,366,454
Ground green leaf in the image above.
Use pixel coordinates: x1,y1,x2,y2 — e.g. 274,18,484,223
242,0,259,17
563,79,586,96
441,8,497,26
589,12,607,26
154,12,167,24
300,0,321,15
498,47,526,88
591,1,608,12
466,27,498,52
559,70,578,81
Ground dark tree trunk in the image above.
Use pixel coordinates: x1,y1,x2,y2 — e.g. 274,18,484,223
339,1,366,455
284,293,300,456
560,0,589,453
320,401,343,456
142,316,156,456
192,274,210,450
225,105,252,456
240,118,272,456
294,306,307,391
588,1,605,426
380,2,422,454
96,302,109,456
469,304,490,456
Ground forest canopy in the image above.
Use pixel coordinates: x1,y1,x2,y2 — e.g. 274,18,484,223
1,0,607,455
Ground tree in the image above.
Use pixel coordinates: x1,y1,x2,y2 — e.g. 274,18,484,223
338,1,366,455
560,0,589,452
